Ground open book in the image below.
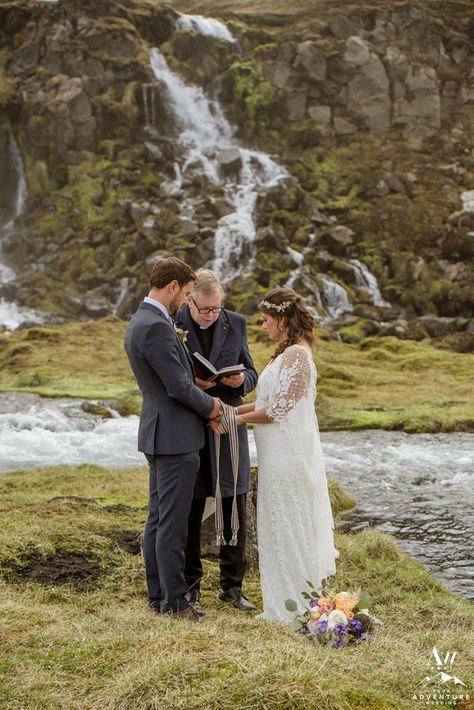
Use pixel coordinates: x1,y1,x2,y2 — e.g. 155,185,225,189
193,352,245,382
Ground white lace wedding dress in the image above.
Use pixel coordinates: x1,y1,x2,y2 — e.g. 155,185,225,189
254,344,337,624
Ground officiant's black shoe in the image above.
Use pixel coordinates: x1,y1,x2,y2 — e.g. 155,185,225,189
166,605,202,623
185,589,205,617
219,587,257,611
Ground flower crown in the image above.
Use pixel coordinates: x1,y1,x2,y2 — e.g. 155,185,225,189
259,299,293,313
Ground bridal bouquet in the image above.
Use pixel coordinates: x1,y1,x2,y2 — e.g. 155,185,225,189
285,582,380,648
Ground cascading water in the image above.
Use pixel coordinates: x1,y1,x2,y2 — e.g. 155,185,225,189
349,258,391,307
175,13,236,43
319,274,353,318
0,135,42,330
149,47,287,285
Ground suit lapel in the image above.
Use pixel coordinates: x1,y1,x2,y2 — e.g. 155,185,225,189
208,311,229,363
140,302,194,373
173,306,197,372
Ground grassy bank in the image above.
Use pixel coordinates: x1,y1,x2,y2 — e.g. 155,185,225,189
0,464,472,709
0,317,473,432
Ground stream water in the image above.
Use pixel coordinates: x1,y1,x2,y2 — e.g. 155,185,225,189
0,392,471,600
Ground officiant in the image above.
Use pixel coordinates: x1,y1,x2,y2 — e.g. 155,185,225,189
175,269,258,613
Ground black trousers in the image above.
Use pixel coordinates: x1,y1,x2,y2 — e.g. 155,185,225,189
144,451,199,613
185,493,247,592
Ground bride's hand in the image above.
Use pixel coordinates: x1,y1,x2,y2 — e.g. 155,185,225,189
210,418,226,435
235,414,244,426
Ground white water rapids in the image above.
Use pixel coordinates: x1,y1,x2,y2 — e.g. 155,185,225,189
0,392,472,600
0,135,44,330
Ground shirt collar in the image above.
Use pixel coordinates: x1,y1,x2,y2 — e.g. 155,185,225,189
143,297,170,321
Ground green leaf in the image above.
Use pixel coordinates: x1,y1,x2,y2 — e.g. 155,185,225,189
302,592,311,599
291,619,303,631
357,591,372,609
285,599,298,612
306,580,315,588
310,590,319,598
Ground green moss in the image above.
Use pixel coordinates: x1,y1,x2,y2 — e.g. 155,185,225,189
229,61,279,132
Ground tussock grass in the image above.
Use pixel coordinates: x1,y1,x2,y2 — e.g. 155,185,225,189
0,317,472,432
0,465,472,709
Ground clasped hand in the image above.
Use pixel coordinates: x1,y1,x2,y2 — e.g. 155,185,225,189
209,407,243,434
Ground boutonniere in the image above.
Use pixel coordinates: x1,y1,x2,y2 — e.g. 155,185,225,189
174,325,189,346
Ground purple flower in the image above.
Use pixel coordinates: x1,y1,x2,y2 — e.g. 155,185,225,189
349,619,363,633
332,638,343,648
298,626,311,635
334,623,348,637
316,620,328,633
309,598,319,608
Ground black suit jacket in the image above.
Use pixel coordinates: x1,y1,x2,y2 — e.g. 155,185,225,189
175,306,258,496
124,302,215,455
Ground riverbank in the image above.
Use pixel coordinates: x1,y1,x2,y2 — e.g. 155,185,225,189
0,463,472,709
0,317,473,432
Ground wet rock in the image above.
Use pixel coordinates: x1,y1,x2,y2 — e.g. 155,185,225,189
217,148,242,179
334,116,357,135
186,237,215,268
319,226,355,254
144,142,163,163
418,316,465,338
343,36,370,66
285,89,308,122
83,296,110,317
271,61,301,89
178,218,200,238
393,66,441,138
347,54,391,131
294,41,327,82
327,16,364,40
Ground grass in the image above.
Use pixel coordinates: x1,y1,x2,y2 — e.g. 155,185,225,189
0,316,472,432
0,464,472,709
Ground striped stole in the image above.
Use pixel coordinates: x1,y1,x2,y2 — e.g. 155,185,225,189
214,403,240,546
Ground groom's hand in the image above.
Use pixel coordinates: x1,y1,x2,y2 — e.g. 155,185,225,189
208,397,223,420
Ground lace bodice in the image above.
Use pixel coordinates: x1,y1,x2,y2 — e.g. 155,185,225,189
257,344,316,426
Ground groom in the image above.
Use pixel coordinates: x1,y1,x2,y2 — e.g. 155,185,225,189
124,257,222,621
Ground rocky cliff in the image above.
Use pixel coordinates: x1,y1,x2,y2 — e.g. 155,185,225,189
0,0,473,350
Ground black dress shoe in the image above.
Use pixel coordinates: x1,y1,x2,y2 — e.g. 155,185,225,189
185,589,205,616
218,587,257,611
165,605,202,623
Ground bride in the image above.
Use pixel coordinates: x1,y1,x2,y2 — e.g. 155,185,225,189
213,287,337,623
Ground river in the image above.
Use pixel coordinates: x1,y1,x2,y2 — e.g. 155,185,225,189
0,392,472,600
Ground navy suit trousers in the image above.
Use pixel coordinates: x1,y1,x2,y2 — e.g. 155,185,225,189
144,451,200,612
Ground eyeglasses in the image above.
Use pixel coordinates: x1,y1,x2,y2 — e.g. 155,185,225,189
191,297,223,315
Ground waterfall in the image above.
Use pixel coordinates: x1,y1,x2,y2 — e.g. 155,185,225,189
460,190,474,212
175,13,236,43
149,47,287,285
0,135,43,330
3,135,28,233
349,258,391,307
284,235,324,318
319,274,353,318
141,84,158,127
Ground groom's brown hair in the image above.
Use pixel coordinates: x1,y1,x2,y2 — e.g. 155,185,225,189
149,257,196,289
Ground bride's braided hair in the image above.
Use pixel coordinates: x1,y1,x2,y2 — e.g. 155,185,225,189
259,287,314,360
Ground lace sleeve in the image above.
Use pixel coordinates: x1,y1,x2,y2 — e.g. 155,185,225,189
265,346,313,423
